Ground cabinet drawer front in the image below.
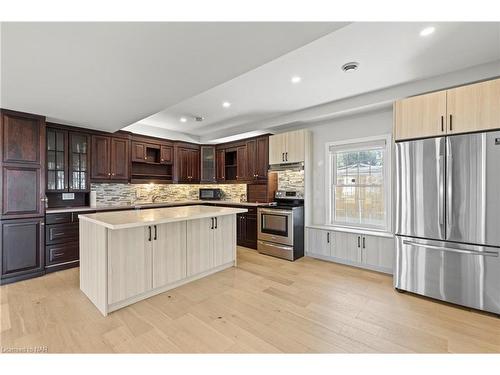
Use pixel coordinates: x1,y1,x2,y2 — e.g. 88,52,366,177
45,223,78,244
46,242,79,265
45,212,72,224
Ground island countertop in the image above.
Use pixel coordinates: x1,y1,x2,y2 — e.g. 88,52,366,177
78,204,248,230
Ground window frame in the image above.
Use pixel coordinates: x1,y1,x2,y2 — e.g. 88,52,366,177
325,134,392,232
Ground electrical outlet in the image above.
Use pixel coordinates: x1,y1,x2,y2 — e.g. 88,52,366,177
62,193,75,200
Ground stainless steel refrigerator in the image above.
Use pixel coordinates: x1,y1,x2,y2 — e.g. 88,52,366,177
395,130,500,315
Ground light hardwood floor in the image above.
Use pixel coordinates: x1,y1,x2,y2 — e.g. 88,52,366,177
1,247,500,353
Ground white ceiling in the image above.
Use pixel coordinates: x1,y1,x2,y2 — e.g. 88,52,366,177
2,22,499,142
0,22,346,130
128,22,500,142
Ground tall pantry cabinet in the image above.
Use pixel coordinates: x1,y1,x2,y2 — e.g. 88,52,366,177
0,109,46,285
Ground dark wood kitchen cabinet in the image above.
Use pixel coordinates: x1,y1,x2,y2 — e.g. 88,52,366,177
1,109,46,219
46,125,90,192
246,136,268,182
236,145,248,181
0,217,45,284
216,149,225,182
160,145,173,164
174,143,200,183
237,207,257,249
201,146,216,182
91,135,129,181
44,210,90,272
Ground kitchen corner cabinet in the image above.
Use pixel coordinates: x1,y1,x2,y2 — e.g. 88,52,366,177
306,227,394,274
269,129,306,164
90,135,129,181
394,78,500,140
200,146,216,182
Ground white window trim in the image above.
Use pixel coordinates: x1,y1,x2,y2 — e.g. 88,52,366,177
324,134,392,232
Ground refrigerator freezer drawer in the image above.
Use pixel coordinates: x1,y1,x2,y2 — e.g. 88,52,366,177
395,236,500,314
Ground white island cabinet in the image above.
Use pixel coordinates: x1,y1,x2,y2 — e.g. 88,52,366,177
79,205,246,316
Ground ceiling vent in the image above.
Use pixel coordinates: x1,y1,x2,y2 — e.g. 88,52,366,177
341,62,359,73
194,116,204,122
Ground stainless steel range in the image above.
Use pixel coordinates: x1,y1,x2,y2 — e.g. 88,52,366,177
257,190,304,261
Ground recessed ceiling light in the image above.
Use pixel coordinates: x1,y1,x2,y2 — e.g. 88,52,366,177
180,117,187,123
222,101,231,108
291,76,302,84
341,62,359,73
420,26,435,37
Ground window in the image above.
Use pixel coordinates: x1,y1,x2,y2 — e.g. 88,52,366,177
326,135,391,231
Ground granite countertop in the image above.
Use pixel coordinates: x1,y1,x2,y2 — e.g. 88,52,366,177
79,205,248,230
46,200,271,214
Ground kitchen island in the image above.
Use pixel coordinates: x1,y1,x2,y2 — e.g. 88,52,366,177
79,205,247,316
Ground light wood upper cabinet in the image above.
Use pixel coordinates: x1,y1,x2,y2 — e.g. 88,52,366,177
269,129,307,164
447,78,500,135
268,132,287,164
394,78,500,140
286,129,306,163
394,90,447,140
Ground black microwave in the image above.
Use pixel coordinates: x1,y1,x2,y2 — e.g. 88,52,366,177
199,188,223,200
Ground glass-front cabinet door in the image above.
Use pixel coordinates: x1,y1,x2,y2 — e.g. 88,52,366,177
69,132,90,191
47,128,67,191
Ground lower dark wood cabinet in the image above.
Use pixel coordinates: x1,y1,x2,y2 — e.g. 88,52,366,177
0,217,45,284
45,242,79,272
236,208,258,249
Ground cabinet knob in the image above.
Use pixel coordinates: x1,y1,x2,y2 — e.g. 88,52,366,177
108,172,111,176
112,173,115,176
161,159,164,161
144,157,147,160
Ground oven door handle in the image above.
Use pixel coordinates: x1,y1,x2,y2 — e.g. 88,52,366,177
259,209,293,215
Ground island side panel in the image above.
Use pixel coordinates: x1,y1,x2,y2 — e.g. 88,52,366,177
79,220,108,316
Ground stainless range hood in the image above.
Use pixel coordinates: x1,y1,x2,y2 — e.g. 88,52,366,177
268,162,304,171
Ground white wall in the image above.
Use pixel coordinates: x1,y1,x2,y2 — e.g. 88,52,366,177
304,108,393,225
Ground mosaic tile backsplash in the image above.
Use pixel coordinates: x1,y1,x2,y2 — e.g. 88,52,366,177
91,183,247,206
276,170,305,194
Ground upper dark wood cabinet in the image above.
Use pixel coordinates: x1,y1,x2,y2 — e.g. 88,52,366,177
174,144,200,183
91,135,110,179
1,109,45,219
46,127,67,192
91,135,129,181
68,132,90,191
216,149,225,182
201,146,216,183
0,217,45,283
160,145,173,164
46,126,90,192
246,136,268,182
1,110,43,165
110,138,129,180
236,145,248,181
131,141,146,162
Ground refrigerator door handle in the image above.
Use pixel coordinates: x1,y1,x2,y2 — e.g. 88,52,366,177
402,240,498,257
438,154,445,228
446,138,453,239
